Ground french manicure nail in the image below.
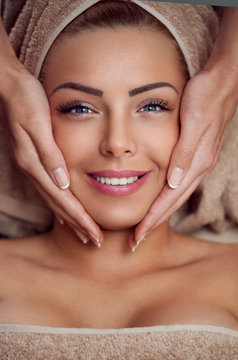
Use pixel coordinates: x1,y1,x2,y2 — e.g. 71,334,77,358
137,234,147,244
75,230,87,244
132,235,147,253
168,167,183,189
89,232,101,244
132,242,139,253
55,214,64,225
53,167,70,190
132,241,140,253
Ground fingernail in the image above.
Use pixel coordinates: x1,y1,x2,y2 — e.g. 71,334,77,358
132,245,136,253
138,234,147,244
53,167,70,190
131,236,145,253
55,214,64,225
89,232,101,246
132,243,138,253
75,230,88,244
168,167,183,189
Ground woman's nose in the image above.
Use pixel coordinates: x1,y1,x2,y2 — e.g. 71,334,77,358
99,116,136,158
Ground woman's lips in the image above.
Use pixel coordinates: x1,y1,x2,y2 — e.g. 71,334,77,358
87,170,149,195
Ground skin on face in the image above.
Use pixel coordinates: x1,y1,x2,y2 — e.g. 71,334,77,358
2,25,238,332
42,26,186,231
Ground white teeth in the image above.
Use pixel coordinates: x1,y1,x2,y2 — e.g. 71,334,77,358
93,175,139,185
105,177,110,185
119,178,127,185
111,178,119,185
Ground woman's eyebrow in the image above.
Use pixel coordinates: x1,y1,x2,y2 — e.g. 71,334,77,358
50,82,103,97
50,81,178,97
129,82,178,96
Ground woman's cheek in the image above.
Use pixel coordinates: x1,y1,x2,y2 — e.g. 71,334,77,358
53,125,77,165
146,120,179,169
52,119,97,166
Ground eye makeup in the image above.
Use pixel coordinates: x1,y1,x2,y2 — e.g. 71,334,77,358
138,99,173,112
56,100,97,114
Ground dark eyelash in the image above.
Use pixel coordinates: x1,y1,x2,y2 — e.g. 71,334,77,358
142,99,171,111
56,99,172,113
56,100,86,113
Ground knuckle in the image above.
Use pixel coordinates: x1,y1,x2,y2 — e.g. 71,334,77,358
202,152,215,172
13,147,34,172
13,149,28,170
38,144,56,159
210,153,220,171
38,144,61,167
179,146,194,164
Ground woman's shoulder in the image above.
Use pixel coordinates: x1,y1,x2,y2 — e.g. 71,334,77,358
0,234,50,273
194,237,238,317
177,233,238,298
213,241,238,290
189,235,238,278
204,239,238,272
175,231,238,267
183,233,238,263
0,234,52,299
213,241,238,321
0,233,47,255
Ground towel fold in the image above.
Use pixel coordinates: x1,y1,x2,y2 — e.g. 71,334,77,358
1,0,237,238
0,324,238,359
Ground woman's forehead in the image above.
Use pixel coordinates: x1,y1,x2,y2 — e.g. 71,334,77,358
42,27,186,96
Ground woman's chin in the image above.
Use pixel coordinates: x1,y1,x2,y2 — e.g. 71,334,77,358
101,223,134,231
97,218,141,231
90,211,146,231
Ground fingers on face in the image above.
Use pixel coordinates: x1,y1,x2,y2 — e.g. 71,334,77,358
23,124,70,190
29,175,102,247
134,161,208,246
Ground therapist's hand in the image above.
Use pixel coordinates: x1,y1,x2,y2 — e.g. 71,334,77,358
129,67,238,251
0,54,102,247
129,6,238,252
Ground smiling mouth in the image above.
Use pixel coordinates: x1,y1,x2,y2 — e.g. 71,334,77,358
88,171,149,195
90,174,144,186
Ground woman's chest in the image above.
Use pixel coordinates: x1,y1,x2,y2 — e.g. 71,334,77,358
0,263,237,330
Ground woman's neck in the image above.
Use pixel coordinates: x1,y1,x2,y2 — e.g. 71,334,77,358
49,219,177,280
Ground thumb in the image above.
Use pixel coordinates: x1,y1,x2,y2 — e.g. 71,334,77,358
39,140,70,190
167,125,201,189
29,123,70,190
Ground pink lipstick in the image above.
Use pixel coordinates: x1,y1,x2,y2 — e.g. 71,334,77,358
87,170,149,195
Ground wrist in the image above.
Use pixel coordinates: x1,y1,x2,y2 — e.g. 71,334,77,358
0,18,25,81
203,61,238,105
203,7,238,102
0,60,26,100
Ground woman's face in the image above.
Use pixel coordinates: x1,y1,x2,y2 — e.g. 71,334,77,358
42,26,186,230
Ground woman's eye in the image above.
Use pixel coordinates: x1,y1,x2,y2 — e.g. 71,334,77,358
141,104,162,112
56,102,94,115
70,106,92,114
139,100,169,113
